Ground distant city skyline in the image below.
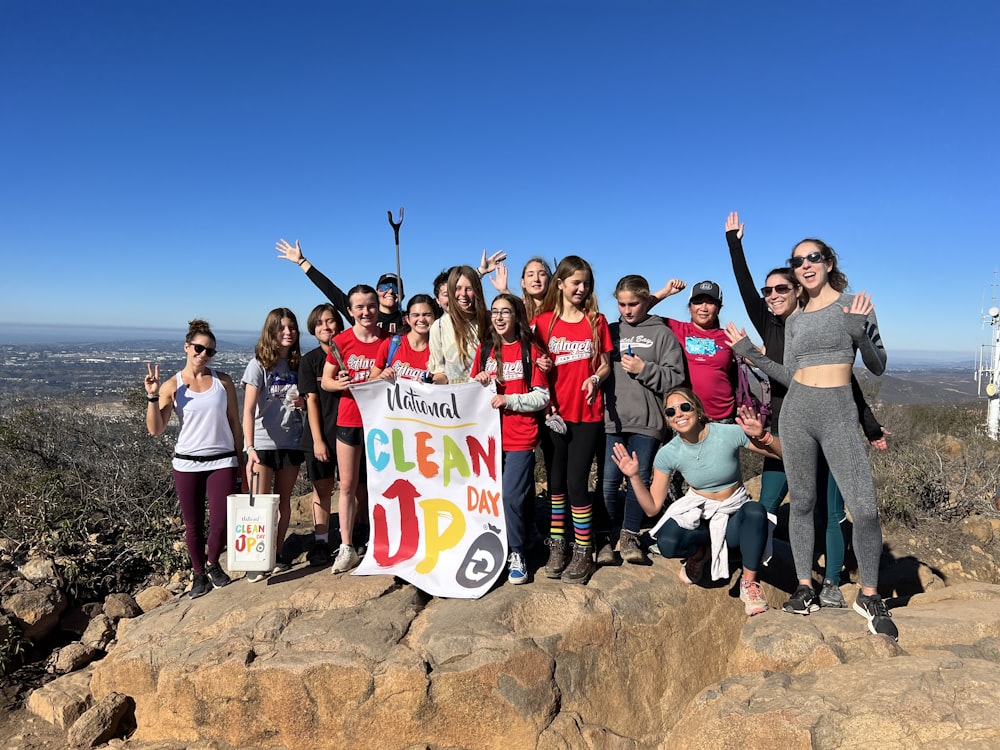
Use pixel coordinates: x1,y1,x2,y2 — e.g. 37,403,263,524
3,2,998,354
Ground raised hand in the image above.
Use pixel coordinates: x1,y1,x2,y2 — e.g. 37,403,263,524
725,211,745,239
735,405,763,437
846,291,874,316
479,249,508,276
489,261,510,293
276,238,304,264
724,321,749,348
610,441,640,477
145,363,160,396
663,279,686,297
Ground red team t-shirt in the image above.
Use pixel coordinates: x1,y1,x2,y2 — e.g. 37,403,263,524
328,328,388,427
471,340,549,452
534,312,613,424
665,318,736,421
374,334,431,382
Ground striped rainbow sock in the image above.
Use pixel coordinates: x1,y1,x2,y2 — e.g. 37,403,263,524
549,494,566,538
572,503,593,547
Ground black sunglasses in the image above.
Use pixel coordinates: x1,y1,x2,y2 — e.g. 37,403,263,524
665,402,694,418
191,343,217,358
761,284,795,296
789,250,827,269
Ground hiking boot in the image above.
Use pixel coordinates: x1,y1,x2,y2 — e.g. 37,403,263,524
507,551,528,585
561,544,595,584
740,579,769,616
783,584,820,615
678,545,707,585
595,536,616,566
307,540,331,567
544,537,569,578
619,529,650,565
205,562,231,589
819,580,847,608
189,573,210,599
331,544,360,574
853,592,898,641
246,570,268,584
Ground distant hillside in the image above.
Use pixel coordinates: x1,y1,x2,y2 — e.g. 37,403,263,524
858,367,982,405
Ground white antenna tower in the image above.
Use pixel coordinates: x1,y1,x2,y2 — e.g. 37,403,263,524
976,268,1000,439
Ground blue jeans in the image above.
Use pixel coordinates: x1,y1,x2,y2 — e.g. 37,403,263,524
655,502,767,572
502,449,535,554
602,432,661,534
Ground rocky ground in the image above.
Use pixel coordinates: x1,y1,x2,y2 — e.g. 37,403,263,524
2,499,999,749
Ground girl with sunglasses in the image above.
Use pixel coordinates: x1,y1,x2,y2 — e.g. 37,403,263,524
322,285,389,574
725,212,888,608
611,387,781,617
534,255,613,584
471,293,551,584
242,308,306,582
369,294,440,383
726,237,897,640
145,319,242,598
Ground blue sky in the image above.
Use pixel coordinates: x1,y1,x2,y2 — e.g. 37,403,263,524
3,1,998,359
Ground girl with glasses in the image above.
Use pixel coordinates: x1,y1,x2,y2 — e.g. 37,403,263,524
241,308,306,582
145,319,242,598
726,236,897,640
612,387,781,617
534,255,613,584
725,212,888,608
322,285,389,574
471,293,551,584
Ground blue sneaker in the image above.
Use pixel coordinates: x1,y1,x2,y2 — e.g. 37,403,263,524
508,551,528,585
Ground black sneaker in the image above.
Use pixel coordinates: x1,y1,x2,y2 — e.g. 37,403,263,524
307,541,331,567
853,593,899,641
205,562,232,589
189,573,210,599
783,584,820,615
272,555,292,574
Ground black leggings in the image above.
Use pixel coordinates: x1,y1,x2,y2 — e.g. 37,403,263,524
548,421,603,512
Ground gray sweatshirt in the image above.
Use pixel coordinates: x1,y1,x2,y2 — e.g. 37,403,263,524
603,314,686,440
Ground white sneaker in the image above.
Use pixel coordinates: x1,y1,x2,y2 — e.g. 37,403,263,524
331,544,360,574
507,551,528,584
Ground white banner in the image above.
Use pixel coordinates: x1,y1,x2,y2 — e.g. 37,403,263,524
352,379,506,599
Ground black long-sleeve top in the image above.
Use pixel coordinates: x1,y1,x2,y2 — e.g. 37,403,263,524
305,265,403,332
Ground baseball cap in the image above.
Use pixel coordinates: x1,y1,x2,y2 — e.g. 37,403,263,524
376,272,404,298
690,280,722,306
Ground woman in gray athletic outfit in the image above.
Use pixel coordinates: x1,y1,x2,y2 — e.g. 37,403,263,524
727,239,898,641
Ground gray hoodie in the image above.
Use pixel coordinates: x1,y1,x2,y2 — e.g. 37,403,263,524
603,314,686,440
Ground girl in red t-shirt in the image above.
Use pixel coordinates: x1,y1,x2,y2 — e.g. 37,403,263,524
321,285,388,574
472,293,551,584
370,294,439,383
534,256,612,585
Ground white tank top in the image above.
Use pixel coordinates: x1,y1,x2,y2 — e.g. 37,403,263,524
172,370,239,473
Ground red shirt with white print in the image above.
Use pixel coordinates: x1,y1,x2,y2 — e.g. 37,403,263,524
472,340,548,452
374,334,431,382
328,328,388,427
535,311,613,424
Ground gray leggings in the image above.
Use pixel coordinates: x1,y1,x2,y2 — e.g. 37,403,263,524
780,381,883,589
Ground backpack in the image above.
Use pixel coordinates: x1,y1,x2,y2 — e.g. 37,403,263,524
736,361,772,428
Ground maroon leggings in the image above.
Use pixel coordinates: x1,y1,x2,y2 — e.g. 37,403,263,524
172,467,237,573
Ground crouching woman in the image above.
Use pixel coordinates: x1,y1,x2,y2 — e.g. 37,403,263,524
611,387,781,616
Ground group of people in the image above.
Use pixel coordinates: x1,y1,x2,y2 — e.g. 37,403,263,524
143,210,897,641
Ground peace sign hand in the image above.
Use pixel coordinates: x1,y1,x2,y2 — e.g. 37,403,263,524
145,363,161,397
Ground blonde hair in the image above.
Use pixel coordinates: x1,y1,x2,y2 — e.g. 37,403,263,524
520,256,552,322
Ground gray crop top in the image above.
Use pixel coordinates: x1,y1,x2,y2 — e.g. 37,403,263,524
732,292,885,386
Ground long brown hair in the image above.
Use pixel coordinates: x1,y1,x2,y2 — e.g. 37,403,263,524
255,307,301,371
538,255,603,367
791,239,848,292
447,266,489,369
520,256,552,322
484,293,543,384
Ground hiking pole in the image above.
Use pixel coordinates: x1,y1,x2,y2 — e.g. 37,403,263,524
387,207,404,294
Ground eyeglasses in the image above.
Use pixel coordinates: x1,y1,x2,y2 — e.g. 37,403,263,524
191,343,217,358
377,283,399,294
760,284,795,297
665,402,694,418
490,309,514,319
789,251,827,269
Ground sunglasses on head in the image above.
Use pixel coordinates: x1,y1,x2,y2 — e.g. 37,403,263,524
789,250,827,269
191,343,217,358
760,284,795,297
665,401,694,418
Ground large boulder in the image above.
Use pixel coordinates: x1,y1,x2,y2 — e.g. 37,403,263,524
3,584,67,643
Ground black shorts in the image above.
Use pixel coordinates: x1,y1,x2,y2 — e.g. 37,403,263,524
336,426,365,447
255,448,304,471
305,452,338,482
